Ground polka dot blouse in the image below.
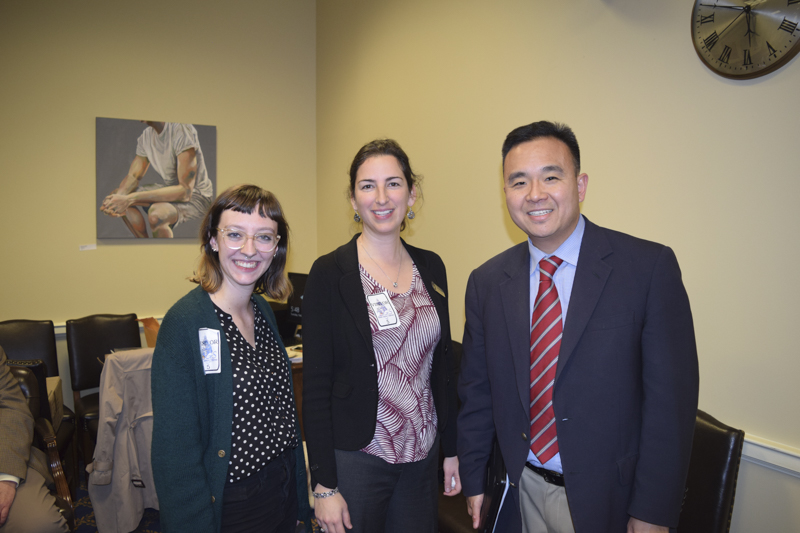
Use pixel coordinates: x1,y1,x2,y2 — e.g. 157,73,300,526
213,300,298,483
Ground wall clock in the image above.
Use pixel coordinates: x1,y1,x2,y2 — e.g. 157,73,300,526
692,0,800,79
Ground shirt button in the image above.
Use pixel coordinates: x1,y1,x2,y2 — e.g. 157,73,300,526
218,450,226,458
521,432,527,440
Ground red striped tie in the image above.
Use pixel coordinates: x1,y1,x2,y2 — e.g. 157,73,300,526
529,256,563,464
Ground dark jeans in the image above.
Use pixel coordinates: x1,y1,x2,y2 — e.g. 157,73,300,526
334,435,439,533
221,447,298,533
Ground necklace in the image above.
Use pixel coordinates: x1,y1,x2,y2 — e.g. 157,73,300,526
360,238,402,288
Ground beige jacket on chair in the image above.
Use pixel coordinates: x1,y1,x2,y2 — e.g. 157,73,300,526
87,347,158,533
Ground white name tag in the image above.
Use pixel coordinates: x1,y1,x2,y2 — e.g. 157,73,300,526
198,328,221,374
367,291,400,331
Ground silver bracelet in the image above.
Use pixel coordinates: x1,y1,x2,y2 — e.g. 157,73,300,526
313,487,339,499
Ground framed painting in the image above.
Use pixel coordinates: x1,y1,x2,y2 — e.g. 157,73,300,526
96,117,217,239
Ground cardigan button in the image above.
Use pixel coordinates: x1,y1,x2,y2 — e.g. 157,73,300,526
218,450,226,458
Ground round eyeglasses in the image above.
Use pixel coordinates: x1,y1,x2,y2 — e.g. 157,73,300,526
216,227,281,253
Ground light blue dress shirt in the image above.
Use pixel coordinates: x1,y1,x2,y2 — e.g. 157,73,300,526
525,215,586,474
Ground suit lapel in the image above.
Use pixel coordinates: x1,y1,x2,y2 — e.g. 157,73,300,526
499,243,534,415
336,235,374,348
556,219,613,383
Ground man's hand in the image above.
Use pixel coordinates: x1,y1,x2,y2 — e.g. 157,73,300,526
100,194,132,217
466,493,484,530
313,484,352,533
443,456,462,496
627,517,669,533
0,480,17,527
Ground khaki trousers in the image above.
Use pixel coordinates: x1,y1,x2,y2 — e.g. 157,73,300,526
2,467,68,533
519,466,575,533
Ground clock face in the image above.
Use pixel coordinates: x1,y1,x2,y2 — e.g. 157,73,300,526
692,0,800,79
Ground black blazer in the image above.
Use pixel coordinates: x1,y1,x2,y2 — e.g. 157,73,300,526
458,218,699,532
302,234,458,489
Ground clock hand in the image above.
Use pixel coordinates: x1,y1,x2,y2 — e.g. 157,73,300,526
717,8,748,39
700,3,746,10
744,9,756,46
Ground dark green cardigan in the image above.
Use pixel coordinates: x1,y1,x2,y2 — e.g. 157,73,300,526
151,286,310,532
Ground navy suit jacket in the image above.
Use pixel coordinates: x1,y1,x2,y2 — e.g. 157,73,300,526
458,218,699,532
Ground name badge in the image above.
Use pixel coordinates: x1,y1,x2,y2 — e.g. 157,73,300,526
198,328,221,374
367,292,400,331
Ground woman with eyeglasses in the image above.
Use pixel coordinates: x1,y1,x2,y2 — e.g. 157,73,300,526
303,140,461,533
151,184,310,533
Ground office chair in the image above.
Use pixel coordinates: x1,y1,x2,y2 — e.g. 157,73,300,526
8,359,75,531
65,313,140,466
678,410,745,533
0,319,78,495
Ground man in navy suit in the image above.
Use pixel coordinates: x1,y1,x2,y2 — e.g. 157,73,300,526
458,121,698,533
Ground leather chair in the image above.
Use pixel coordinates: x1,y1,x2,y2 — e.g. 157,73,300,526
7,359,75,531
678,410,745,533
0,319,61,377
0,319,78,496
65,313,140,466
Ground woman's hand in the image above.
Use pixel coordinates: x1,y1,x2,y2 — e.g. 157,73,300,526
442,456,462,496
313,484,352,533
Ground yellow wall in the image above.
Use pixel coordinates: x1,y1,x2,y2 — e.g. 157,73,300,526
0,0,317,322
316,0,800,451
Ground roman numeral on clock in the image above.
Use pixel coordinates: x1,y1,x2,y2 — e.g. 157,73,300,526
704,32,720,50
701,14,714,24
779,18,798,33
789,0,800,6
743,49,752,66
718,45,732,64
768,41,779,57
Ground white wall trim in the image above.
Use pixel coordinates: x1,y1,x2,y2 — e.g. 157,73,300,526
742,434,800,479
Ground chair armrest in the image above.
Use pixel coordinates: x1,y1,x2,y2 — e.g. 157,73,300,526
34,417,73,509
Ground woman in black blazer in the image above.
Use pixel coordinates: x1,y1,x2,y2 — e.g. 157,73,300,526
303,139,460,533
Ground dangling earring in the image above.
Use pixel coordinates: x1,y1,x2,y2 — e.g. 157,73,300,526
354,211,361,223
407,209,415,220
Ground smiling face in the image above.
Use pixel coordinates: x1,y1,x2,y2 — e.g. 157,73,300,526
350,155,417,238
503,137,588,254
209,207,279,295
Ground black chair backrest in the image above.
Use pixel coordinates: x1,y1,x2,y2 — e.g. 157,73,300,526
65,313,140,391
0,320,60,378
678,410,745,533
7,359,51,421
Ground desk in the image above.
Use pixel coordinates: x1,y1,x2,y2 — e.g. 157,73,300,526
87,347,158,533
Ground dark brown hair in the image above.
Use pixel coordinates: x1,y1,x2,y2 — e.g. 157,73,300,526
348,139,421,231
191,184,291,299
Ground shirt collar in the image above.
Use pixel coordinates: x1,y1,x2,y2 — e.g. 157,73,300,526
528,215,585,275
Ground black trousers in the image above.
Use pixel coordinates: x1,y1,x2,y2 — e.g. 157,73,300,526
333,434,439,533
220,447,298,533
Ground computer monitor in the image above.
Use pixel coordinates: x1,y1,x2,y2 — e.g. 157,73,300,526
287,272,308,326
